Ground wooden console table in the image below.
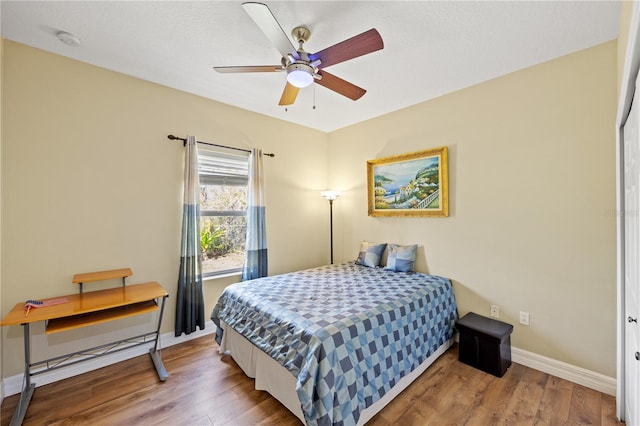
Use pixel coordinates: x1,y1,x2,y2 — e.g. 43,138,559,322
0,268,169,426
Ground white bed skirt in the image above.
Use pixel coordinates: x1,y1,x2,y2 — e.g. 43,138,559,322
219,321,454,425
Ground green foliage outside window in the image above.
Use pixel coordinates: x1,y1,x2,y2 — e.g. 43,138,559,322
199,184,247,274
200,222,227,259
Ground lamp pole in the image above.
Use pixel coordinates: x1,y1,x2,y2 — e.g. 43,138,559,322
329,198,334,264
321,191,340,265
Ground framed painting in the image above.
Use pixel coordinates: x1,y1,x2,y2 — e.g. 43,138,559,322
367,146,448,217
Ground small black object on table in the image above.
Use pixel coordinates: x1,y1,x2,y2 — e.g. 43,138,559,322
456,312,514,377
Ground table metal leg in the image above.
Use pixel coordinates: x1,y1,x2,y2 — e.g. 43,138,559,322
10,323,35,426
149,296,168,381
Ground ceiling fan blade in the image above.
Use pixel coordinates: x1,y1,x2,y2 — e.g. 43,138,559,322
242,2,299,60
315,70,366,101
310,29,383,69
214,65,283,73
278,82,300,106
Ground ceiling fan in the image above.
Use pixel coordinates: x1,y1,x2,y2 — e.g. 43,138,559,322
214,2,384,106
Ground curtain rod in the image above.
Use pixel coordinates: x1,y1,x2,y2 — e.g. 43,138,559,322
167,135,275,158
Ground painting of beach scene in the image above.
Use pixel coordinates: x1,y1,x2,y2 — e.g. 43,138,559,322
367,147,448,217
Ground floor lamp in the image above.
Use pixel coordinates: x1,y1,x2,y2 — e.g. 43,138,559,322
321,191,339,264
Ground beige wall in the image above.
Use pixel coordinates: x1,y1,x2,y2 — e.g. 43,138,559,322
328,41,617,376
0,37,619,380
0,40,329,376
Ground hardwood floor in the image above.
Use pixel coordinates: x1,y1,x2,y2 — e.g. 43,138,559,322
1,335,623,425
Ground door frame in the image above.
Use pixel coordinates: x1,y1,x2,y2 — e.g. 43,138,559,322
617,1,640,420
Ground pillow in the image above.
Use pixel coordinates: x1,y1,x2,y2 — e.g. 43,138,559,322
355,241,387,268
384,244,418,272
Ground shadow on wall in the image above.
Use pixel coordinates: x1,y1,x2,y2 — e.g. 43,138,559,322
413,245,429,274
450,279,541,353
450,279,493,320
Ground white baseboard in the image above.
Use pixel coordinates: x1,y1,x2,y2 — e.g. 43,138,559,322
511,346,616,396
2,329,616,399
2,327,215,397
452,333,615,396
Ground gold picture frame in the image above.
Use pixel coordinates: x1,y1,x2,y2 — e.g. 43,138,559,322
367,146,449,217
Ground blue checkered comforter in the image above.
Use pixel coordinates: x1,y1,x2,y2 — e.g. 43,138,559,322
211,262,458,426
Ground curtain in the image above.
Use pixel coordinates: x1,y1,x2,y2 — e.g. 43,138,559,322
175,135,205,336
242,148,268,280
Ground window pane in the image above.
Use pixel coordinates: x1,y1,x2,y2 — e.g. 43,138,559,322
200,185,247,211
200,184,247,276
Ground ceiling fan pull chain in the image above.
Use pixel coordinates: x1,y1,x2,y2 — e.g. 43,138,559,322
313,85,316,110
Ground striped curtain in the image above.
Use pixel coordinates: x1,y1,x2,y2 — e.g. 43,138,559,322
242,148,268,280
175,135,205,336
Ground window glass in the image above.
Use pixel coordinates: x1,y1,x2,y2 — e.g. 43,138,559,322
198,148,248,276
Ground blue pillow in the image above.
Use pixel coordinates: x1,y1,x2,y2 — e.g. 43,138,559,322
384,244,418,272
355,241,387,268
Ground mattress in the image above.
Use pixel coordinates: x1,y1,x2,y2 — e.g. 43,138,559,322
211,262,458,425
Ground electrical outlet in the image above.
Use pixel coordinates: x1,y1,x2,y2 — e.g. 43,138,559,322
490,305,499,318
519,311,530,326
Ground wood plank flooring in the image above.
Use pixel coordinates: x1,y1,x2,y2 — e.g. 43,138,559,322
0,335,623,425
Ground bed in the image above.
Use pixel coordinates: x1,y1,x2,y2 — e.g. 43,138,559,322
211,262,458,425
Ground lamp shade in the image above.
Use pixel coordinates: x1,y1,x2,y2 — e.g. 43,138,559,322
321,190,340,201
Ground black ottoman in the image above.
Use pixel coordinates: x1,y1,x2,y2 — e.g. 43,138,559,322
456,312,513,377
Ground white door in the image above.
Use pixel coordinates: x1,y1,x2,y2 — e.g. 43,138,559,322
624,74,640,426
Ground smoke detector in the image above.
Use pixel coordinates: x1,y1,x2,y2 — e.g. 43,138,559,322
56,31,81,47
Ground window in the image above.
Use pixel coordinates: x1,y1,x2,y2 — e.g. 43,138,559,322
198,146,249,277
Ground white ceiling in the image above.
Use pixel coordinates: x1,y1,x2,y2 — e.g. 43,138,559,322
1,1,620,132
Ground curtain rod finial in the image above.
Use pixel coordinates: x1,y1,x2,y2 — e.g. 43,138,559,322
168,134,187,146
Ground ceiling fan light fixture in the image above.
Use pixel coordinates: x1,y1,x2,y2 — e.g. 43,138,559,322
286,63,314,88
